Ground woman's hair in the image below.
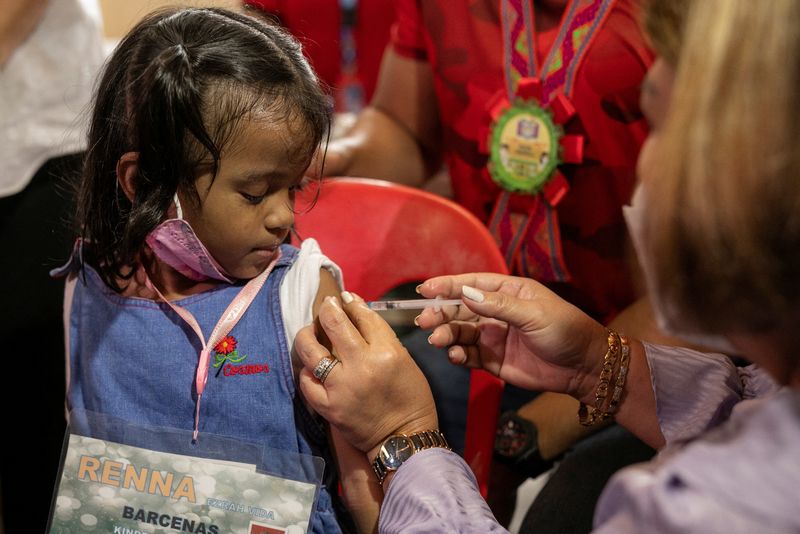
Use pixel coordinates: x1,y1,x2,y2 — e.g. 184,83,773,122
76,7,331,291
644,0,800,336
642,0,691,66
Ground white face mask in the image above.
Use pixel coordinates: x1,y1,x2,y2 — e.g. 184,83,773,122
622,184,739,354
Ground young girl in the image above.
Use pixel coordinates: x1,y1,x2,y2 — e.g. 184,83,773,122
60,7,377,533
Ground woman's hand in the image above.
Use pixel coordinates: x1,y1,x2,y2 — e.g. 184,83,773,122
417,273,610,404
296,292,438,456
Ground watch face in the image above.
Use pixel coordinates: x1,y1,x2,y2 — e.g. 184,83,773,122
379,436,414,470
495,417,532,459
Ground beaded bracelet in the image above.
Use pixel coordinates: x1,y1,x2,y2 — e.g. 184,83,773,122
578,330,621,426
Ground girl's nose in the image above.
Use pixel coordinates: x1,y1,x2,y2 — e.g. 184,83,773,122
263,188,294,232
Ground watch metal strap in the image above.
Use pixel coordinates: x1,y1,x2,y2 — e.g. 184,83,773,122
372,429,450,484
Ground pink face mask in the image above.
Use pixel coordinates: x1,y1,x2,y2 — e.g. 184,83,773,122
145,195,233,283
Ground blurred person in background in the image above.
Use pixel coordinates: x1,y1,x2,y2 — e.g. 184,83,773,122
245,0,395,115
0,0,104,531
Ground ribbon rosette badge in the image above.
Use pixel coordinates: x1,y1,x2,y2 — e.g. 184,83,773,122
482,77,583,199
213,335,246,376
479,77,584,282
490,102,559,193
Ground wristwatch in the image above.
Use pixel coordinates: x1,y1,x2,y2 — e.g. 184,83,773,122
494,411,555,477
371,429,450,484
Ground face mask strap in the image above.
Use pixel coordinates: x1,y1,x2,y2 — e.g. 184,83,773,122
174,193,184,220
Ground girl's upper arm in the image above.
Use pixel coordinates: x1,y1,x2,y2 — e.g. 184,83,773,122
312,267,342,318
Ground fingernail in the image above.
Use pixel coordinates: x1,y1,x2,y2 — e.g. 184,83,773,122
462,285,485,303
348,291,369,307
413,314,421,326
415,284,423,295
427,334,434,345
448,347,467,365
325,295,341,308
341,291,354,304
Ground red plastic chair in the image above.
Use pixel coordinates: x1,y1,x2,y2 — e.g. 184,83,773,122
292,177,507,496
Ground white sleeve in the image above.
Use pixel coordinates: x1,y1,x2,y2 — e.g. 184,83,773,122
279,238,344,354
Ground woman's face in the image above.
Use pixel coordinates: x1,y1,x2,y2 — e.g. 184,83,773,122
636,57,676,186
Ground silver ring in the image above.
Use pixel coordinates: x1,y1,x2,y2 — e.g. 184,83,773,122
313,355,338,382
319,358,340,384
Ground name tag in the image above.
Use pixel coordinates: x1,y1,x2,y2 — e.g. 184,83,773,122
49,414,321,534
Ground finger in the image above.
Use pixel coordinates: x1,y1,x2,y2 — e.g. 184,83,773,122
459,284,547,331
418,272,524,299
319,356,342,386
415,302,478,329
416,275,473,299
427,321,481,348
339,291,400,345
316,296,368,361
298,368,331,415
445,344,486,370
295,323,336,369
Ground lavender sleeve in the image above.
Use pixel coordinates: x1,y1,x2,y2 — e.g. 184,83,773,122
377,346,786,533
642,342,779,443
379,448,508,534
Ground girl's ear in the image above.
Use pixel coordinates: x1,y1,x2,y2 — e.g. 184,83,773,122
116,152,140,202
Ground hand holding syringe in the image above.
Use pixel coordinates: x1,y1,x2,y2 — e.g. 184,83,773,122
367,298,463,311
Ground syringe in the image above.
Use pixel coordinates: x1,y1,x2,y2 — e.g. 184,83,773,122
367,298,463,311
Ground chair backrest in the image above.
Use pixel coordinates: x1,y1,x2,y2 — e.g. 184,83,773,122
292,177,507,496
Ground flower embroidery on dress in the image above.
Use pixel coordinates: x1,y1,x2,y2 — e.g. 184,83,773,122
212,335,269,377
213,335,245,372
215,335,237,355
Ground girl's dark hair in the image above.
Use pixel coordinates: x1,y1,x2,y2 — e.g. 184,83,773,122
77,7,330,291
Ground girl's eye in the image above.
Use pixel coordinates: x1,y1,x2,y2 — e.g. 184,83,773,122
241,192,266,204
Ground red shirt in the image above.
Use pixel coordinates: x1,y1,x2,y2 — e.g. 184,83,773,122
392,0,653,321
246,0,394,106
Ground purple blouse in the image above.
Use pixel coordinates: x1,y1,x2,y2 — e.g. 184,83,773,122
379,344,800,533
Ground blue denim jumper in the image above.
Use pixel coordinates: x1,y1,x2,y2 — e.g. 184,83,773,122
65,245,341,533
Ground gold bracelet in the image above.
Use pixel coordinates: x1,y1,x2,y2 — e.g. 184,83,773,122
605,336,630,415
578,330,621,426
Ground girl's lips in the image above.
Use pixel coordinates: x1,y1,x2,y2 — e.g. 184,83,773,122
251,245,278,258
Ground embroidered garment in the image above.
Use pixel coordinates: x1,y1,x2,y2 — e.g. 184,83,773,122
64,240,343,533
